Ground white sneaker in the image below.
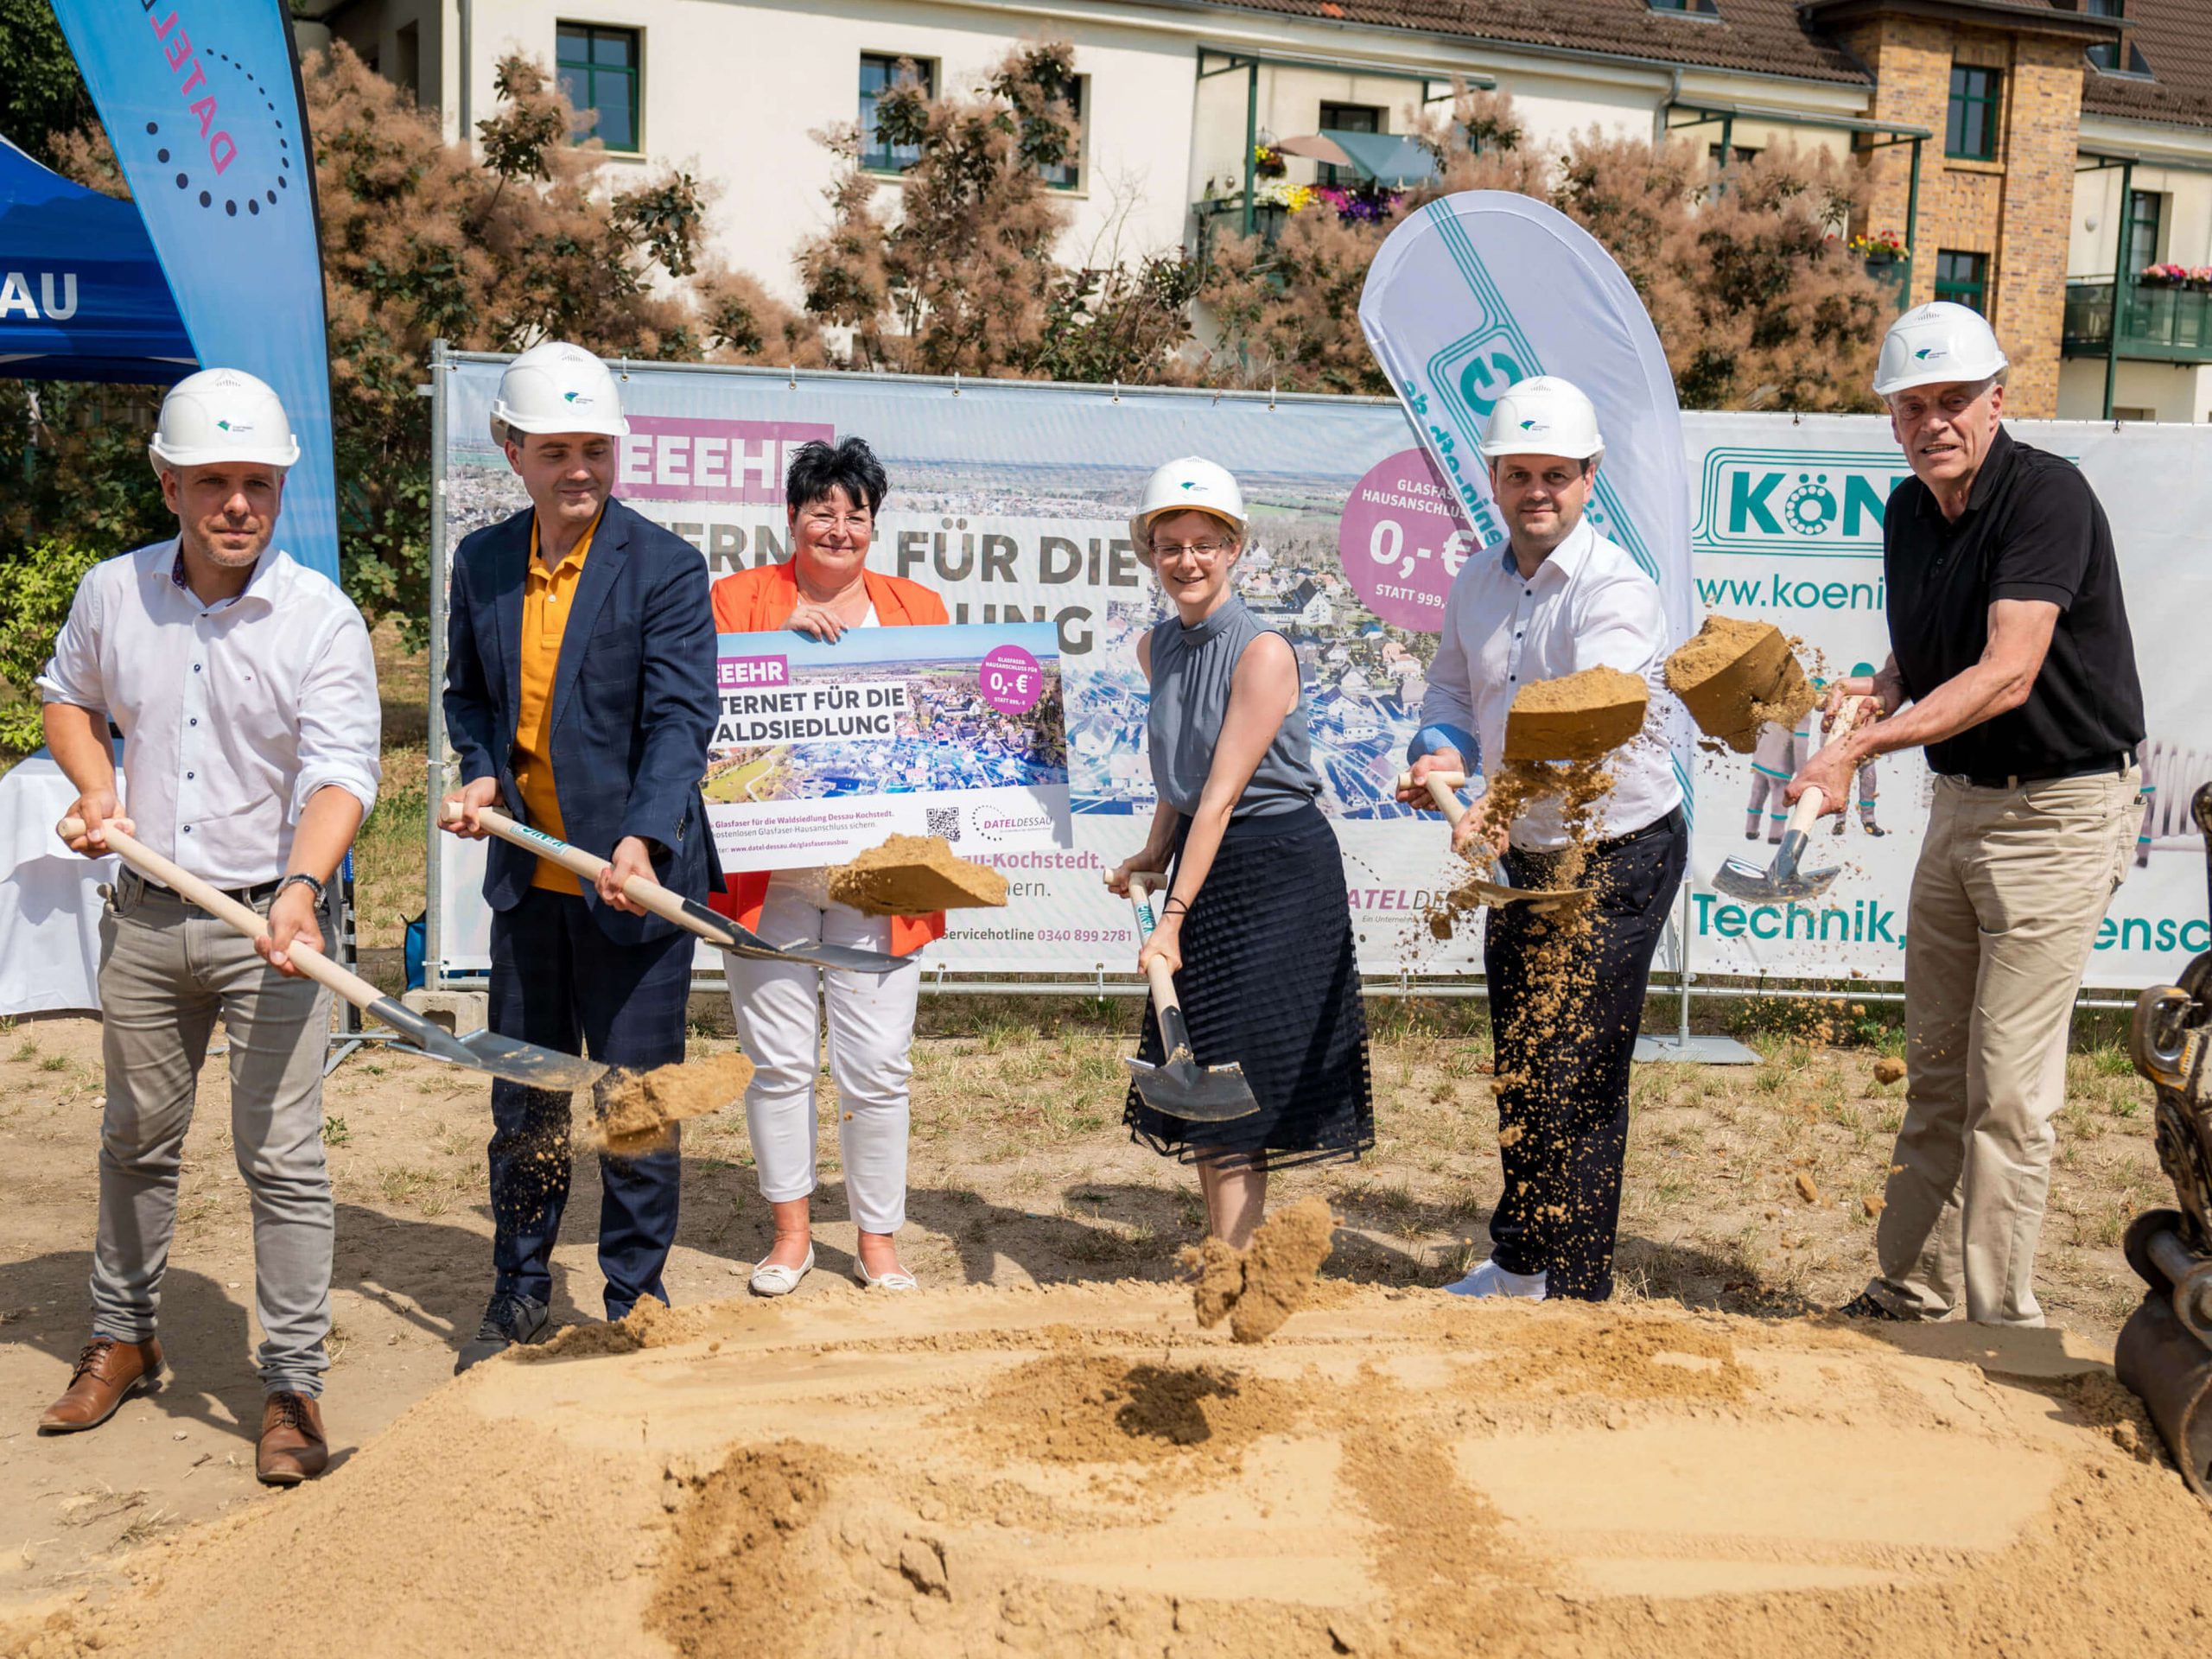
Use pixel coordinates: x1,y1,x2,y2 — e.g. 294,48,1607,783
1443,1258,1548,1300
748,1243,814,1297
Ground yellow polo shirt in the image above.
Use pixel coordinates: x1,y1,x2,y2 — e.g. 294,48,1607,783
512,512,601,893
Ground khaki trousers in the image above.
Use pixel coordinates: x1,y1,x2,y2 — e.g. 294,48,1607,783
1869,767,2142,1325
92,873,335,1395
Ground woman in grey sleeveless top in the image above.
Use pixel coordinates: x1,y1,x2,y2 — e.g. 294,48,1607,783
1105,458,1374,1249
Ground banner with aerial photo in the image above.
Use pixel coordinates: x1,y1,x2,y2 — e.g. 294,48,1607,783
429,358,2212,989
704,622,1067,872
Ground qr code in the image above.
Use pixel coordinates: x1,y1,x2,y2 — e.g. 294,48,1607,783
926,807,960,842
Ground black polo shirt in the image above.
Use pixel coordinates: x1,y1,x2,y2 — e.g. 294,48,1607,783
1883,426,2143,781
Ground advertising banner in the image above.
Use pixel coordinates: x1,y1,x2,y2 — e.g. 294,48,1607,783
705,621,1068,872
430,358,2212,990
51,0,339,581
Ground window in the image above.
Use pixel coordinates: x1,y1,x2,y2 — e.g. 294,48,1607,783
1037,75,1086,192
858,53,937,173
556,23,640,152
2125,189,2164,270
1946,64,2001,161
1647,0,1719,11
2084,0,2149,74
1318,101,1383,188
1708,142,1762,166
1935,250,1989,313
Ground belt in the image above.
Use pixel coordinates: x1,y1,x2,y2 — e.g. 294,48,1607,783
1961,750,2135,791
131,871,285,907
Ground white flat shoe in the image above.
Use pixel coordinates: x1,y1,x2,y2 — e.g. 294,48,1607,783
854,1258,918,1292
748,1244,814,1297
1443,1258,1548,1300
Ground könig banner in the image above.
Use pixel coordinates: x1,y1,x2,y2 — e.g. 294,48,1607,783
428,355,2212,991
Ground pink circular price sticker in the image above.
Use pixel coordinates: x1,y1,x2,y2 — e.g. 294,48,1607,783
1337,448,1477,634
979,644,1044,715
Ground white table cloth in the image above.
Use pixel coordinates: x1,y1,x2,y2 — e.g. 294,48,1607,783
0,745,121,1015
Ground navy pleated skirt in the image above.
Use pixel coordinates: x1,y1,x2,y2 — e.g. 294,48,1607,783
1124,803,1374,1169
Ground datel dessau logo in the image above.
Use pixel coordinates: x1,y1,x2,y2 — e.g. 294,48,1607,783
1692,448,1910,558
137,0,301,221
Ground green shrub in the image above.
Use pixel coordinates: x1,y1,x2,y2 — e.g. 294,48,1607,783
0,540,107,754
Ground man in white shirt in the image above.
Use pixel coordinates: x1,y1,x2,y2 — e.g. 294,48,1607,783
1398,376,1685,1304
35,369,381,1485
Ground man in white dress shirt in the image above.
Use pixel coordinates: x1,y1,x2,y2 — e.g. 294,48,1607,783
35,369,381,1484
1398,376,1685,1304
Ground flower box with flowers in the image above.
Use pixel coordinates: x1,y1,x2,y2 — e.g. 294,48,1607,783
2139,263,2212,291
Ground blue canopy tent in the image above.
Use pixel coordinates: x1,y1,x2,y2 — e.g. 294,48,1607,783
0,136,195,385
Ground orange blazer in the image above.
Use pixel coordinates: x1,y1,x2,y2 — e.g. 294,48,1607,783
705,561,953,957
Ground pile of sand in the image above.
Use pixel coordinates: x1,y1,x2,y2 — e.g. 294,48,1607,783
1181,1197,1336,1343
1665,614,1817,754
29,1283,2210,1659
575,1053,755,1157
829,836,1009,918
1504,667,1649,763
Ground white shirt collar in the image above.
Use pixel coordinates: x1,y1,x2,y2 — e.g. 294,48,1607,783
147,538,290,612
1495,517,1596,587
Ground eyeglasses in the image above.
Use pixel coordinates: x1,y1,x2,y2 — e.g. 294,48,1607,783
801,512,873,534
1151,539,1233,563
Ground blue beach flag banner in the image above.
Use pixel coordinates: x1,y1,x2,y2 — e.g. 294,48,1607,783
50,0,339,582
1357,191,1695,787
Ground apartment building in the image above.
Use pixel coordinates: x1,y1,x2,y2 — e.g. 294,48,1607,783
301,0,2212,420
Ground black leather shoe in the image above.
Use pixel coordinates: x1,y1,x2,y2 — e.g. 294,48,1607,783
454,1293,550,1374
1835,1291,1906,1322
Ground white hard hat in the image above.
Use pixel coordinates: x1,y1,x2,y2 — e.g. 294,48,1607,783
490,340,630,443
147,367,300,472
1129,456,1247,550
1476,375,1605,462
1872,302,2008,397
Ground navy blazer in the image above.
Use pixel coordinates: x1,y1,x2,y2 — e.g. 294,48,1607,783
442,497,718,944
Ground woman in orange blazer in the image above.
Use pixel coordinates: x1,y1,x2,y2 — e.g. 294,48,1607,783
708,437,948,1297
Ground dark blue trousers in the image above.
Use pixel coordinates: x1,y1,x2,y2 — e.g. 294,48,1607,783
486,887,690,1319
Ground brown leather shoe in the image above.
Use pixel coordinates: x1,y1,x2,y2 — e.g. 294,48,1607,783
256,1391,328,1485
38,1337,164,1433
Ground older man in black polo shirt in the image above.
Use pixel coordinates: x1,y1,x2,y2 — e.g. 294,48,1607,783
1790,302,2145,1328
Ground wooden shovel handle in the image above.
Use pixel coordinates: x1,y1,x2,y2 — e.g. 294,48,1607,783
1780,696,1875,840
1126,871,1180,1014
455,804,708,940
57,817,383,1013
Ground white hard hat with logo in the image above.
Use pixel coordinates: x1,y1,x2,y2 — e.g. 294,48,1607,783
490,340,631,443
1476,375,1605,462
1129,456,1248,550
1872,302,2009,397
147,367,301,472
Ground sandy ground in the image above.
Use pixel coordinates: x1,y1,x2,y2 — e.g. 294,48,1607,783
0,996,2199,1653
7,1281,2209,1658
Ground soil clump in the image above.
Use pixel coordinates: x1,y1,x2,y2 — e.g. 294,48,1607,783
1504,667,1648,762
523,1295,718,1360
1874,1056,1908,1086
1181,1196,1336,1342
577,1052,754,1157
1666,614,1815,753
829,835,1008,917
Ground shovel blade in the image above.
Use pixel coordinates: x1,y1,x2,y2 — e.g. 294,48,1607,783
672,894,910,974
1123,1054,1261,1122
365,995,608,1090
1709,855,1844,906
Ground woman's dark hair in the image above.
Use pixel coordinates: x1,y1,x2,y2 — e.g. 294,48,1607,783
785,436,888,516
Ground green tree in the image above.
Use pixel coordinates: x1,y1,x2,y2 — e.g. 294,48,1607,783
0,0,96,167
0,538,105,753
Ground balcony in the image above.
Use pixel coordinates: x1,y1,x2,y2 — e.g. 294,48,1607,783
2063,278,2212,364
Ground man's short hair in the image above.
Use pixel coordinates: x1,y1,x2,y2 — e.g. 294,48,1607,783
786,437,888,516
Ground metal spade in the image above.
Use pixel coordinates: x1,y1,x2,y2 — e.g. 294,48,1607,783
1122,873,1260,1122
460,807,910,976
60,818,607,1091
1711,696,1872,906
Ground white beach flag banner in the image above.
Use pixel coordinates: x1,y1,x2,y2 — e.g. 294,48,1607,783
1357,190,1696,798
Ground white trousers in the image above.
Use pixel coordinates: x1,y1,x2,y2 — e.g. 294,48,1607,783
725,875,921,1234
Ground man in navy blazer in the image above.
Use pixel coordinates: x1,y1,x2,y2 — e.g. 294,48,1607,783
439,341,716,1370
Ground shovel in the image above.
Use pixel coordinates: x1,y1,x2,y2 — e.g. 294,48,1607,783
1122,872,1259,1122
1711,696,1872,906
454,805,910,976
60,817,606,1091
1395,769,1592,914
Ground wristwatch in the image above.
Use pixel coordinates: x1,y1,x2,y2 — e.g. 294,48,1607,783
276,873,327,909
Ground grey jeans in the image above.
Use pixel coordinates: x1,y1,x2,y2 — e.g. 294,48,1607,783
93,871,334,1396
